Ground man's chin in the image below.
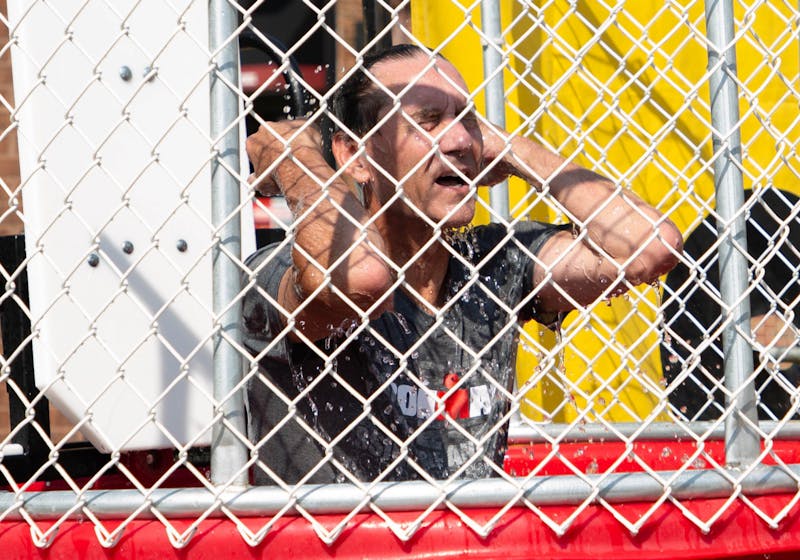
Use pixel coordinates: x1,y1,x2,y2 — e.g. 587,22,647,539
440,205,476,229
395,199,475,229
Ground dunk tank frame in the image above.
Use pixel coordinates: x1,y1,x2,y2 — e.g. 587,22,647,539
1,0,800,557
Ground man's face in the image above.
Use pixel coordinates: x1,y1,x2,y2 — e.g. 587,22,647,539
365,53,483,228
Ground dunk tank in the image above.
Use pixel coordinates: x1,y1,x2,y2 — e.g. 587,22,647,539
1,0,800,557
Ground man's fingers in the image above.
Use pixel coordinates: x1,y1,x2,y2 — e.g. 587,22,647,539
245,118,322,196
248,171,280,196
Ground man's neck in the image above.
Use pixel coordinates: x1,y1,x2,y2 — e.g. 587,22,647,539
378,213,451,310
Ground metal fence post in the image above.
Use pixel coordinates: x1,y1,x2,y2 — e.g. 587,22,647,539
480,0,510,222
703,0,760,468
209,0,248,487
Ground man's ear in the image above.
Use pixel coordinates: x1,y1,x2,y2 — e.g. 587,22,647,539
331,132,372,183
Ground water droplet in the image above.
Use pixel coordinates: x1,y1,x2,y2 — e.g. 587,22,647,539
393,312,412,334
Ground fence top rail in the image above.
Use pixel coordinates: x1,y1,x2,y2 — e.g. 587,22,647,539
2,463,798,520
508,420,800,443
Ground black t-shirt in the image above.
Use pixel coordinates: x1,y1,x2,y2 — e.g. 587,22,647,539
243,221,564,484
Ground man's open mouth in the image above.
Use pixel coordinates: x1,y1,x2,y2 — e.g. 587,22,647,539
435,174,469,188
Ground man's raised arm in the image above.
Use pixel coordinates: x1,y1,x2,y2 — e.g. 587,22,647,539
246,120,394,341
480,124,684,312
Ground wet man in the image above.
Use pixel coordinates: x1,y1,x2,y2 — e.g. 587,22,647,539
243,44,683,484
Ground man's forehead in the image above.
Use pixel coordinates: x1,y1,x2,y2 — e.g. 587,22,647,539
370,55,470,102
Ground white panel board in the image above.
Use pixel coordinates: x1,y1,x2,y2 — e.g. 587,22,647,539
7,0,254,452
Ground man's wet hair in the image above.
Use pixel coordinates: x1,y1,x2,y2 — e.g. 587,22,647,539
330,44,444,137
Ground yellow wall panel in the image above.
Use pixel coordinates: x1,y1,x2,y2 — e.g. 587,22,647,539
411,0,800,422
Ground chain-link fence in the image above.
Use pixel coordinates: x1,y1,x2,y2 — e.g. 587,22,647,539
1,0,800,553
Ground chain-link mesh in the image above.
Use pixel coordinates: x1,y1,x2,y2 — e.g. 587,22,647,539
0,0,799,550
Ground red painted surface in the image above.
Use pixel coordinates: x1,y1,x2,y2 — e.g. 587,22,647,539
241,62,328,94
505,438,800,476
4,439,800,557
252,196,291,229
1,494,799,559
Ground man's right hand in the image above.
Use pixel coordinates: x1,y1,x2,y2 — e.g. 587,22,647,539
478,120,516,187
245,119,323,196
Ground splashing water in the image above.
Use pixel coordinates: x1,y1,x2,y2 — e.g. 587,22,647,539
392,311,412,335
444,224,479,261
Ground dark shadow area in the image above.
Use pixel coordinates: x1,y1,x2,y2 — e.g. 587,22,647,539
662,188,800,421
0,235,110,481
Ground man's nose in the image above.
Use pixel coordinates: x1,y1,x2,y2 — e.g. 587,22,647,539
438,118,475,156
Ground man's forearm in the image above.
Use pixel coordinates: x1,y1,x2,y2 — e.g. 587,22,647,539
271,144,393,315
508,135,683,283
247,122,394,326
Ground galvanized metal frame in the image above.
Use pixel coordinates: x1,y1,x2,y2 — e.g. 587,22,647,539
209,0,249,488
4,461,799,520
1,0,799,544
704,0,761,469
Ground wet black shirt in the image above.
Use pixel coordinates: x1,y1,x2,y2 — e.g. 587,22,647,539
243,221,564,484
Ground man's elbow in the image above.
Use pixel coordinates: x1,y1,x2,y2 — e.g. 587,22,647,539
641,220,684,280
297,252,395,318
343,258,396,317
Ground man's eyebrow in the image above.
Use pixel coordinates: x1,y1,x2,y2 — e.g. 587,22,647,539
406,107,442,121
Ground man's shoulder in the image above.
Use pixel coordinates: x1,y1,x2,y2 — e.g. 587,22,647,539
243,241,293,298
245,241,291,267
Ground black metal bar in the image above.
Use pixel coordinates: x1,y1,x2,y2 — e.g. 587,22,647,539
362,0,392,54
0,235,50,463
239,28,310,118
0,235,111,481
